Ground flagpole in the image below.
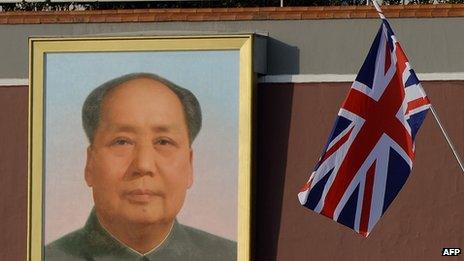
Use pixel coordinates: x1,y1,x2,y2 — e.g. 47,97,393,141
371,0,385,19
429,106,464,173
370,0,464,174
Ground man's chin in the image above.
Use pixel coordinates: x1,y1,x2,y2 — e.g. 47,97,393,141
121,207,171,226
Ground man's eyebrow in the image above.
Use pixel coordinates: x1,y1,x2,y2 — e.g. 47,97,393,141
103,124,181,133
105,124,137,133
151,125,180,133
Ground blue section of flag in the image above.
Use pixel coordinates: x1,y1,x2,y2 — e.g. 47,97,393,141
382,20,394,36
337,185,360,229
314,116,352,171
382,148,411,213
407,109,429,140
405,69,420,87
304,168,334,210
330,116,352,144
354,26,382,89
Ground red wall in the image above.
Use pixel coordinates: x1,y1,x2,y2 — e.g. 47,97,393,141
1,82,463,260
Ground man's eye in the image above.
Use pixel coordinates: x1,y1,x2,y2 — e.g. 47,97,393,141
155,139,172,146
113,139,132,146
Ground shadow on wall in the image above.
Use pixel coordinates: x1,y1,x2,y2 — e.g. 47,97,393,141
0,86,28,261
254,83,294,261
266,38,300,75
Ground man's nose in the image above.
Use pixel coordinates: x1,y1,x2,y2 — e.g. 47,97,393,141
131,144,157,176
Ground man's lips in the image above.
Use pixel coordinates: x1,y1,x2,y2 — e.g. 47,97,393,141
123,189,160,203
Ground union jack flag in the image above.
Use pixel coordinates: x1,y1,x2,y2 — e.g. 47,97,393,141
298,11,430,237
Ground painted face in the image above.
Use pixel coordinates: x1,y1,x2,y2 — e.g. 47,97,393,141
85,77,193,227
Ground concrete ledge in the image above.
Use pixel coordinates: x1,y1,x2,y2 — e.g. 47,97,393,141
3,72,464,86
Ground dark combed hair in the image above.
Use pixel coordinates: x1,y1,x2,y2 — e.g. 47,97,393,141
82,72,202,145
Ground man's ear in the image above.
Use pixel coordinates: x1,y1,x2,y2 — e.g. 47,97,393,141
84,146,94,187
187,149,193,189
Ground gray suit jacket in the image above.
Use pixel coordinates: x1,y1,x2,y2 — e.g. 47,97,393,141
45,209,236,261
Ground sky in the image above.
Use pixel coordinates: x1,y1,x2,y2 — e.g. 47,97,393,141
44,50,239,244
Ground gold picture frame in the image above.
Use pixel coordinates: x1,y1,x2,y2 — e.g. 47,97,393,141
29,35,253,260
